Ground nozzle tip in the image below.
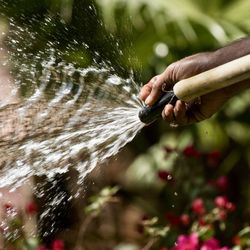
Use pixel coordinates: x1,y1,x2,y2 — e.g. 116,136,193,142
138,106,157,124
138,91,177,125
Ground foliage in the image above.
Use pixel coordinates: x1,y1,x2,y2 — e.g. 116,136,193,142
85,186,119,215
95,0,250,76
0,0,250,249
123,142,250,249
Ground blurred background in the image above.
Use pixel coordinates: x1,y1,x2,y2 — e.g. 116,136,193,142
0,0,250,249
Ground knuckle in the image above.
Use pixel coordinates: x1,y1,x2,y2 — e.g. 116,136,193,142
150,75,159,83
163,63,178,84
152,79,163,89
142,84,150,91
162,113,170,122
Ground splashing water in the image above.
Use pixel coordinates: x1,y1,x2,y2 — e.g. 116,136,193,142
0,6,149,245
0,52,145,188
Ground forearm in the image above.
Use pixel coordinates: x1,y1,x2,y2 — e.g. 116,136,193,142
212,37,250,97
212,36,250,65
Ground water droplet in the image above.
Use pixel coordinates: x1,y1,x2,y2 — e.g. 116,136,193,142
167,174,173,180
174,192,178,196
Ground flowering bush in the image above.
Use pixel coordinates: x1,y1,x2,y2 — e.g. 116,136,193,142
2,142,250,249
134,143,250,249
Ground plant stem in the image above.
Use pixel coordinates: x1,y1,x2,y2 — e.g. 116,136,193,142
141,238,158,250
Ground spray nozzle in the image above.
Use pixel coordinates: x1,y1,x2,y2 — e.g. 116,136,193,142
138,91,178,125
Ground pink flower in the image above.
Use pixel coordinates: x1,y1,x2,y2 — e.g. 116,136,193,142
201,238,220,250
52,239,64,250
192,198,206,215
214,196,228,208
183,145,200,158
214,196,236,212
201,238,230,250
173,233,199,250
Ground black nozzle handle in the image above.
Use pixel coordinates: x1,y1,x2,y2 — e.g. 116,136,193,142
139,91,178,124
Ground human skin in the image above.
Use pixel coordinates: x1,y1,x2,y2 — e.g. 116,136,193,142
139,37,250,126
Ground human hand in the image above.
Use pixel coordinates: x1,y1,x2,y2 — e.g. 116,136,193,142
139,52,231,126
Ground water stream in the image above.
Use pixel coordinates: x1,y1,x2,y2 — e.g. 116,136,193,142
0,7,152,248
0,52,145,189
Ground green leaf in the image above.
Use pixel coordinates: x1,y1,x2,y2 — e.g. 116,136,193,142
198,225,215,241
85,186,119,215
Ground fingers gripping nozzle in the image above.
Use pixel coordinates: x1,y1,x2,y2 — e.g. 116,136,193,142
138,91,178,125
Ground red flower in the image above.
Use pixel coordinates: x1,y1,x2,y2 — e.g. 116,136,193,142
52,239,64,250
218,210,227,221
192,198,206,215
157,170,173,182
198,218,207,226
180,214,191,226
183,145,200,158
206,150,221,167
165,212,181,227
37,245,47,250
215,176,229,192
25,201,38,215
225,202,236,212
232,235,241,245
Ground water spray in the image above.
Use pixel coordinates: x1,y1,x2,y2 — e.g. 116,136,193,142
139,54,250,125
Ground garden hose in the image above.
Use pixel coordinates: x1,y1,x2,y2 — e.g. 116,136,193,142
139,54,250,125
